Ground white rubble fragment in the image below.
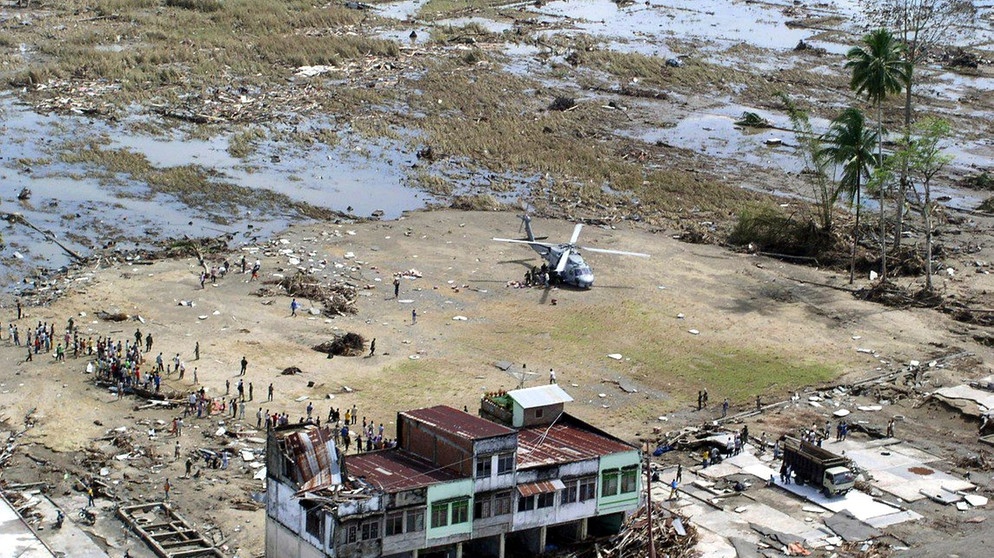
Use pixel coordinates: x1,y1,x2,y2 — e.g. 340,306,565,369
964,494,988,507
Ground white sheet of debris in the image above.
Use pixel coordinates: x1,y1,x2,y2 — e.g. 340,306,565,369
933,379,994,417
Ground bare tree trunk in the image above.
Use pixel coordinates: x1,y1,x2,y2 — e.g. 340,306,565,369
897,70,913,253
878,102,887,282
851,188,861,285
925,180,933,290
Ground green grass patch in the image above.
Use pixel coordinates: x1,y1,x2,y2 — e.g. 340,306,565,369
461,299,838,408
629,343,836,402
366,359,475,411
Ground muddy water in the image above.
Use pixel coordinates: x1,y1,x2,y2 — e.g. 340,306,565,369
3,0,993,292
0,97,429,288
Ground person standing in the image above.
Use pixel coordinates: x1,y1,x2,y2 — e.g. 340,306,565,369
722,398,729,418
393,277,400,298
886,418,895,438
549,369,556,384
164,479,171,500
16,300,22,320
194,341,200,361
257,408,263,428
267,383,274,402
87,485,95,507
240,356,248,376
675,463,683,484
290,298,299,317
411,309,417,325
369,339,376,357
249,382,253,401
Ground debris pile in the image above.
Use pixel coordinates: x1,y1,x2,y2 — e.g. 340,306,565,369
578,501,697,557
942,47,981,70
258,272,359,316
313,332,366,356
854,281,941,308
734,111,772,128
549,96,578,111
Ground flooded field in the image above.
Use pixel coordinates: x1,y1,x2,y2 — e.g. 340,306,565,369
0,95,428,286
1,0,993,291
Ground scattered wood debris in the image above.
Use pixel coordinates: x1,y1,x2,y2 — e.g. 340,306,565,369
258,271,359,316
560,501,697,557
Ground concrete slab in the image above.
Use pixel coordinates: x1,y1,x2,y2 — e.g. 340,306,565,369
738,461,921,524
0,494,56,558
836,441,974,502
865,510,923,529
933,383,994,417
28,494,110,558
694,527,738,558
824,509,881,542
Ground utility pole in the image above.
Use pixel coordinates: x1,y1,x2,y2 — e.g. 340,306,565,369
644,440,656,558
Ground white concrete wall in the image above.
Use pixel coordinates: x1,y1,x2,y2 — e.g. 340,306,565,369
267,516,332,558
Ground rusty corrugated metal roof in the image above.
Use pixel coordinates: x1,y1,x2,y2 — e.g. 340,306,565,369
283,426,342,487
516,479,565,497
402,405,515,441
516,415,634,469
348,449,462,492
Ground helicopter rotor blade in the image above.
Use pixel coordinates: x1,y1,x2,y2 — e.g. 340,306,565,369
493,238,558,248
555,250,571,273
569,223,583,244
581,246,650,258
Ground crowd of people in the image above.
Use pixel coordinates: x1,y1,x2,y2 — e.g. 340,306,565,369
2,257,396,511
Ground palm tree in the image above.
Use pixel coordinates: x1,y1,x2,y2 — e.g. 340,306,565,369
820,108,878,284
846,28,907,281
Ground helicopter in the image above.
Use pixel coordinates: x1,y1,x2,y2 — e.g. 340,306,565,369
493,215,649,289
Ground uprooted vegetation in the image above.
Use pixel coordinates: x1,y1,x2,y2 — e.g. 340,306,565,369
313,332,366,356
727,205,841,262
256,272,359,316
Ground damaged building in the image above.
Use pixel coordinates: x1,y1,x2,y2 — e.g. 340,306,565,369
265,385,642,558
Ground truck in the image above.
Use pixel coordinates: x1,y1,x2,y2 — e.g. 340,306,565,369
781,436,855,497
